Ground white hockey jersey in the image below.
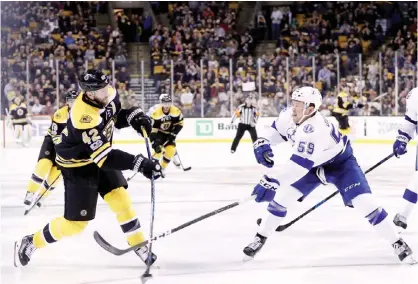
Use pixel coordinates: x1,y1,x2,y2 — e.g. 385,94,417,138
261,108,349,187
398,87,418,140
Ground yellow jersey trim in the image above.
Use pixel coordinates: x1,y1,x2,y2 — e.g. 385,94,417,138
70,93,102,130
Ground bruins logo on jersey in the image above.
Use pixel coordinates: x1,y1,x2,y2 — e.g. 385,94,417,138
160,121,171,131
17,109,24,116
80,115,93,124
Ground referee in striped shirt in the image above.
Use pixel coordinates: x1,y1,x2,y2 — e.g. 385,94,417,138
230,97,259,153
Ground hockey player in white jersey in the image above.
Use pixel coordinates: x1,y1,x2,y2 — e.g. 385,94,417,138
243,86,415,264
392,87,418,230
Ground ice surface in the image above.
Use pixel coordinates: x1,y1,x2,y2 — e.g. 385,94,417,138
1,142,418,284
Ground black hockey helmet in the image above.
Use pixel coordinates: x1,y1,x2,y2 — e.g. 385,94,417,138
78,69,109,92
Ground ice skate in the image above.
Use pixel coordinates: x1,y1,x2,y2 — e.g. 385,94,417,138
243,233,267,261
14,234,37,267
135,245,157,266
23,192,41,212
172,154,181,168
392,238,416,264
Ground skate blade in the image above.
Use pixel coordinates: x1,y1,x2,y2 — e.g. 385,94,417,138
242,255,254,262
13,241,21,267
23,204,33,215
404,255,418,265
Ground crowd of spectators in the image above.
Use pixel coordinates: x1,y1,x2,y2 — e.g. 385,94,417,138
1,1,417,120
141,1,416,118
147,1,417,118
147,1,260,117
1,1,130,116
254,1,417,117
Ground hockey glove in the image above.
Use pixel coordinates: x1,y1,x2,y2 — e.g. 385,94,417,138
354,103,364,109
132,154,163,180
166,132,177,143
393,132,410,158
252,175,279,203
126,108,152,137
151,137,164,154
253,138,274,168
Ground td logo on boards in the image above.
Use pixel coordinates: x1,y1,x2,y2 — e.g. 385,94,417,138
196,120,213,136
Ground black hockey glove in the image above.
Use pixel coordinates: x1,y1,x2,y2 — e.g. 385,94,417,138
150,133,164,153
132,154,163,180
126,108,152,136
166,124,182,144
166,133,177,143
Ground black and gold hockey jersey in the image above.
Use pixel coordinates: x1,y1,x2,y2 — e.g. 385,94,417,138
332,92,353,116
10,102,29,125
47,105,70,144
147,105,184,135
55,87,132,169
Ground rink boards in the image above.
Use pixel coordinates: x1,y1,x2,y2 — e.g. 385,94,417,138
0,116,409,146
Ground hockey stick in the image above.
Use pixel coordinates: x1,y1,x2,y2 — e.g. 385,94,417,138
93,195,256,256
175,150,192,171
141,126,156,280
256,152,395,232
24,173,62,216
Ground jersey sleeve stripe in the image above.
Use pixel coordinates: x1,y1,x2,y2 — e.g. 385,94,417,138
52,136,60,144
398,130,412,140
93,147,112,165
290,154,314,170
173,121,184,126
96,156,108,168
405,115,417,125
90,142,111,160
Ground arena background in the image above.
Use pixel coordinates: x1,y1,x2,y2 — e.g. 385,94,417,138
1,1,417,146
1,2,418,284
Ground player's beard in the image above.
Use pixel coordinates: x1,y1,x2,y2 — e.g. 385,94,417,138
95,97,109,108
92,90,114,108
85,93,108,108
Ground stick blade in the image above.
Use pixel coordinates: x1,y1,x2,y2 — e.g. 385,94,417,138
257,217,288,232
93,231,128,256
183,166,192,171
276,224,287,232
140,273,153,284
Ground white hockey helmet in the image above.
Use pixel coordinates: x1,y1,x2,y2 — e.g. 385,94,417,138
291,87,323,112
159,93,171,102
159,93,172,108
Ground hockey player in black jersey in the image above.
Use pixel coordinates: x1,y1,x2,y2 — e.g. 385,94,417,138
9,96,30,146
24,91,78,212
14,69,162,267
